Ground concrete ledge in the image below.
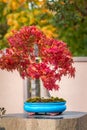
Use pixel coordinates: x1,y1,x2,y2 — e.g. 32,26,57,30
73,57,87,62
0,111,87,130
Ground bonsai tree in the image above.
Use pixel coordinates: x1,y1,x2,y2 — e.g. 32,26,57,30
0,26,75,91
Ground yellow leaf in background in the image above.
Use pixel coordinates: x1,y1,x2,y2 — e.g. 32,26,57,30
33,9,40,15
3,0,8,2
19,17,28,23
30,18,35,25
7,14,13,19
20,11,26,15
11,1,19,10
29,14,35,25
3,8,8,15
1,0,8,3
7,14,13,25
7,19,13,25
40,19,47,24
35,0,46,7
41,25,57,38
11,25,19,30
13,20,19,27
42,9,50,13
13,13,19,19
7,13,19,25
19,0,26,3
5,32,13,39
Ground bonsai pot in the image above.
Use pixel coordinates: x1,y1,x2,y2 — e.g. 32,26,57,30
24,97,66,115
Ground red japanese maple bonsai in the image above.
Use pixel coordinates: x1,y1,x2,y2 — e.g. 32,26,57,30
0,26,75,91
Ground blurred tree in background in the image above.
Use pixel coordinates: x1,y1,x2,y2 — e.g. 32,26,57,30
0,1,8,48
46,0,87,56
0,0,87,56
0,0,57,49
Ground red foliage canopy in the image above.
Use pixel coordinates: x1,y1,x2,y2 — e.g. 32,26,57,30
0,26,75,90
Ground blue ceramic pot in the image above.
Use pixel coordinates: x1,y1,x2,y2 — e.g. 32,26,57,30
24,102,66,113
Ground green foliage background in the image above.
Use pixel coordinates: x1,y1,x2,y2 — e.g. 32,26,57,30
0,0,87,56
46,0,87,56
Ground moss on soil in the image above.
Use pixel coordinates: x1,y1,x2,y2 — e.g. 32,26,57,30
26,97,66,103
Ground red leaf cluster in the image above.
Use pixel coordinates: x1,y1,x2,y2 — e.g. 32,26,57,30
0,26,75,90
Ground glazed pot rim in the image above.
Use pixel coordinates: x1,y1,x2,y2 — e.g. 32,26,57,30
24,101,66,105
